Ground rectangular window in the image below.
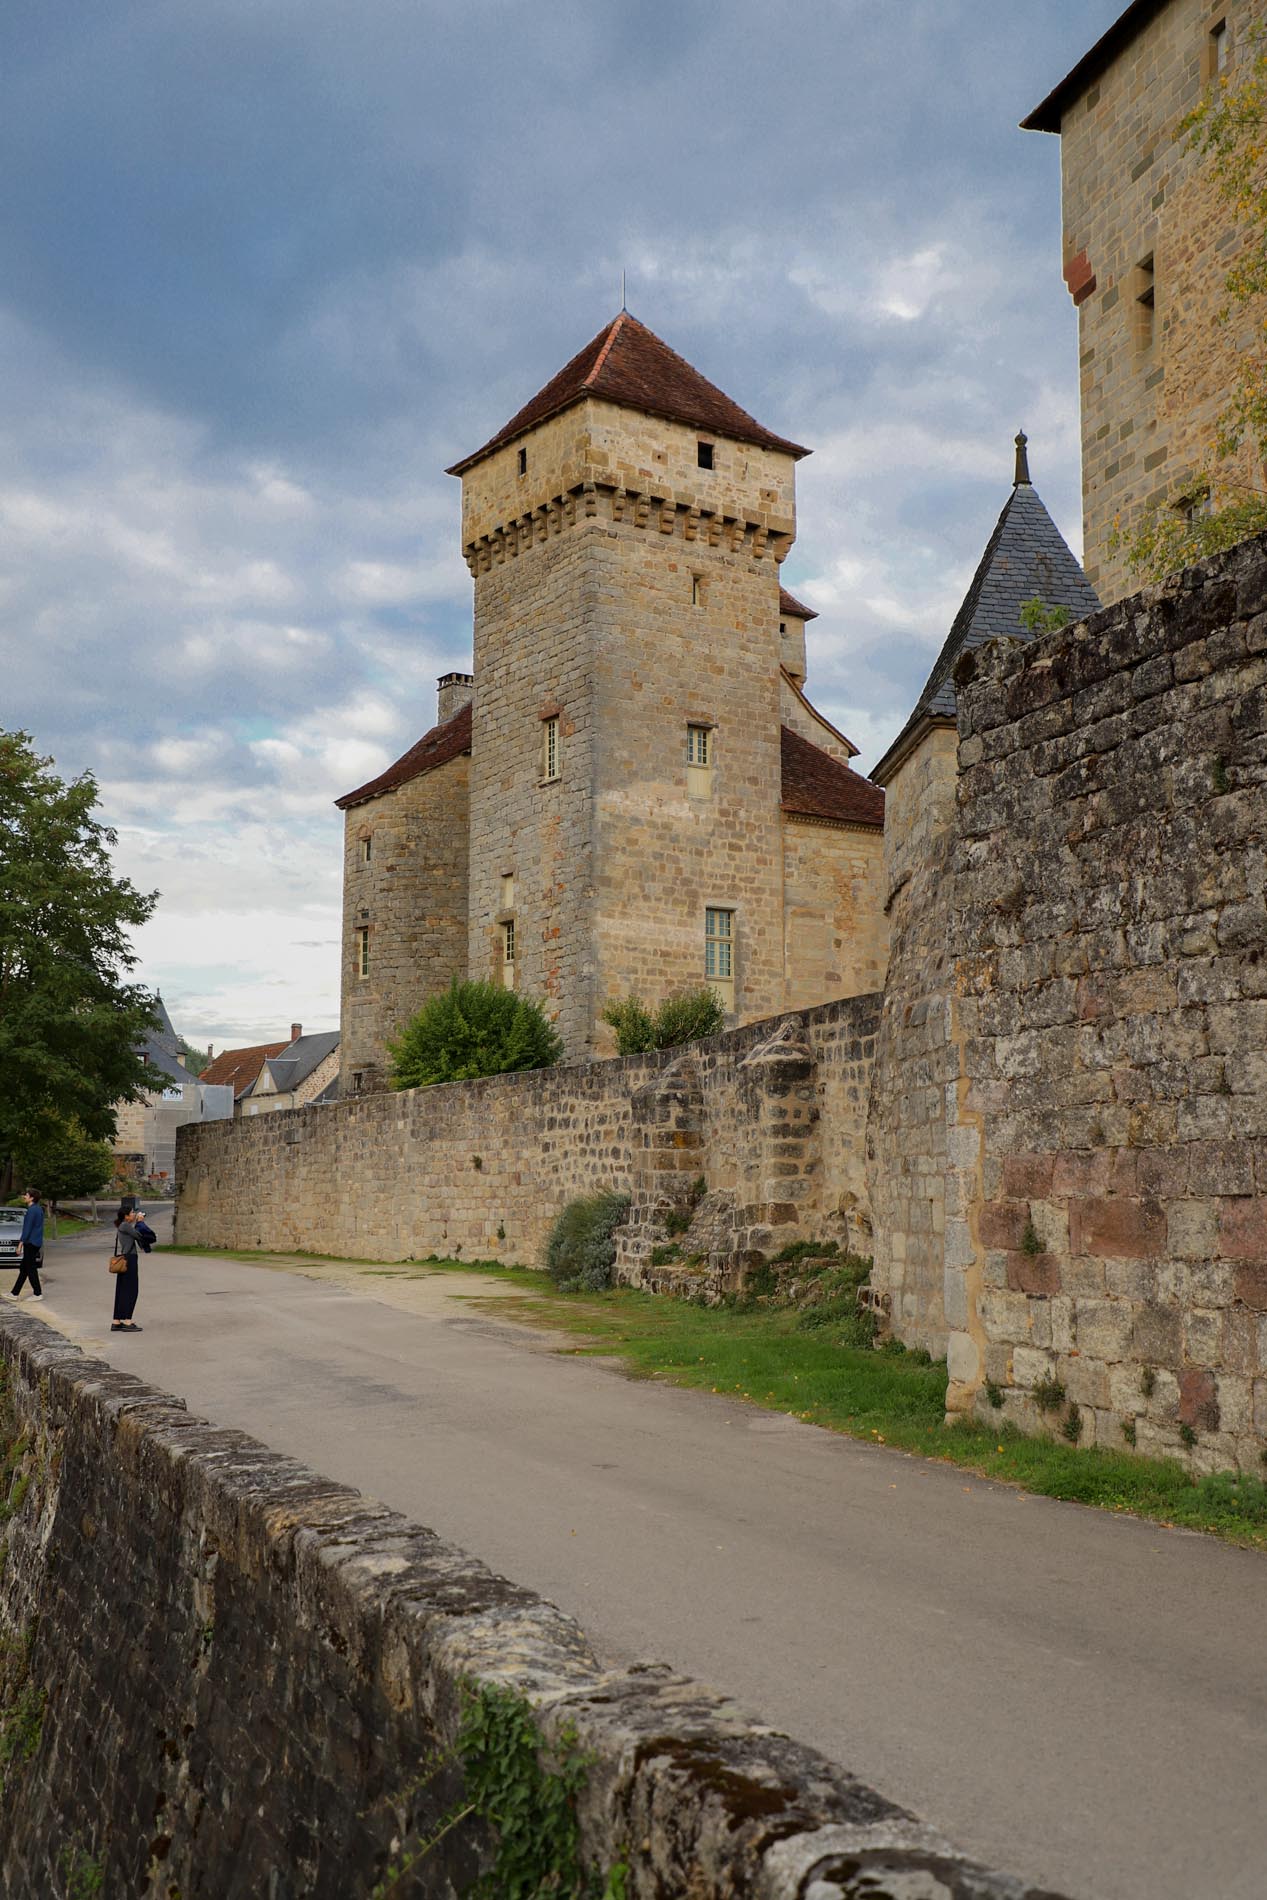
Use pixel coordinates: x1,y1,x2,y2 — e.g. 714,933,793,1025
518,446,528,476
687,724,710,767
502,918,516,988
704,907,733,983
1207,20,1228,79
542,716,560,782
691,575,704,608
360,836,371,865
697,441,714,470
356,927,370,978
501,872,515,910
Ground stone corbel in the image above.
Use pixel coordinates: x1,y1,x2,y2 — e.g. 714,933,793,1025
684,508,700,542
634,492,651,529
751,526,768,560
582,482,598,518
612,487,628,522
706,513,724,547
658,498,677,535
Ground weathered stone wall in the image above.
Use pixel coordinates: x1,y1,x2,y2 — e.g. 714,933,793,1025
0,1312,1059,1900
950,537,1267,1469
782,817,887,1014
1054,0,1267,604
866,724,960,1363
339,751,470,1094
176,995,880,1273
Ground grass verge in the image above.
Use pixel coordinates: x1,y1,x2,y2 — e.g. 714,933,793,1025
168,1247,1267,1548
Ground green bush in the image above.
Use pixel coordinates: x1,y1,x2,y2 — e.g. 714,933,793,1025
543,1191,631,1292
389,980,562,1089
601,986,726,1055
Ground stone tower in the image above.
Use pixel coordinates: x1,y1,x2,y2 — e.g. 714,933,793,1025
867,440,1100,1403
447,312,810,1058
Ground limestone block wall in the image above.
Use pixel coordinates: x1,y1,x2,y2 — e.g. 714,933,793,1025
175,994,880,1272
0,1313,1057,1899
782,815,887,1011
951,535,1267,1470
1055,0,1267,603
866,724,960,1362
339,752,470,1093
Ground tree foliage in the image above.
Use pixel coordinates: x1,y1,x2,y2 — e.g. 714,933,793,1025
0,731,159,1175
12,1117,114,1204
1117,34,1267,579
1018,597,1073,635
601,986,726,1056
388,979,563,1089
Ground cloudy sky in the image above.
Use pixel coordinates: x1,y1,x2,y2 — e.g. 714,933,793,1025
2,0,1113,1046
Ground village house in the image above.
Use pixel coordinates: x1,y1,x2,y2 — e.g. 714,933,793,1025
200,1026,340,1118
336,311,887,1089
112,996,233,1184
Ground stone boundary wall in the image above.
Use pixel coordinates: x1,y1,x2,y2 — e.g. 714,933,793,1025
949,537,1267,1469
175,995,880,1273
0,1312,1060,1899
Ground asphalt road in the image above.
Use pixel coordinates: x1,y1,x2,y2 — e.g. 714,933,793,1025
18,1213,1267,1900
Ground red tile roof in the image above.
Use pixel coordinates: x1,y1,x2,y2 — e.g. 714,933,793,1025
781,725,884,829
779,585,818,622
200,1042,288,1100
335,701,472,812
447,312,809,475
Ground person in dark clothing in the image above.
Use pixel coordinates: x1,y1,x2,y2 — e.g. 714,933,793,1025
10,1190,44,1301
111,1209,143,1332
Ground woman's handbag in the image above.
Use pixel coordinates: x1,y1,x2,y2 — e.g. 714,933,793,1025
108,1252,128,1274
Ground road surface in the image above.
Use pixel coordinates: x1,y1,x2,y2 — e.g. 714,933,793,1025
18,1213,1267,1900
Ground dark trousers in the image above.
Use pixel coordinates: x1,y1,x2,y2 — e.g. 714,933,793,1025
11,1244,41,1297
112,1256,139,1322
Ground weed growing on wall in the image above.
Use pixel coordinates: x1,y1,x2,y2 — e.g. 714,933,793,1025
60,1842,105,1899
1032,1374,1067,1414
544,1193,631,1293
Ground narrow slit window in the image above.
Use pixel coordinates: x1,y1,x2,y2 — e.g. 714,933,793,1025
1210,20,1228,77
687,724,711,767
697,440,714,470
704,908,733,983
542,716,560,782
518,446,528,476
360,836,371,865
1133,254,1155,351
356,928,370,979
691,575,704,608
501,871,515,910
503,918,516,964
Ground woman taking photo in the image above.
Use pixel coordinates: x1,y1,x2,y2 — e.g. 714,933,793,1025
110,1208,144,1332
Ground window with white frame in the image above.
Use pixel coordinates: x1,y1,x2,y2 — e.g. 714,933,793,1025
542,716,560,782
356,927,370,978
687,724,711,767
501,917,516,987
360,835,372,865
704,908,734,989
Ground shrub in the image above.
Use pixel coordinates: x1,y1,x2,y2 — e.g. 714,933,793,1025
601,987,726,1055
543,1192,631,1293
389,980,562,1088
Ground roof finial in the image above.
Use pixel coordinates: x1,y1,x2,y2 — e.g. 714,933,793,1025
1014,429,1031,486
620,268,627,312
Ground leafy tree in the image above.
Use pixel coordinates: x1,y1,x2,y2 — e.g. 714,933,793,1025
388,978,563,1088
1115,34,1267,579
0,731,160,1192
12,1118,114,1206
180,1039,211,1074
601,986,726,1056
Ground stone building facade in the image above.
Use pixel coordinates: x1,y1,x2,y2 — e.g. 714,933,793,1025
336,314,886,1086
1025,0,1267,605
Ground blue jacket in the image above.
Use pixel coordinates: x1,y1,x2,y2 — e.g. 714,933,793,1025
20,1203,44,1248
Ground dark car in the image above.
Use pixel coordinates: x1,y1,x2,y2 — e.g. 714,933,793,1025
0,1207,23,1264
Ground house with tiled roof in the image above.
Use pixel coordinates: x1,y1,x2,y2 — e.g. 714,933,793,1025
112,996,234,1183
201,1025,341,1116
336,311,887,1083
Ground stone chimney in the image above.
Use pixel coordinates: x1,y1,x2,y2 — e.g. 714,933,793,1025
437,672,475,725
291,1023,302,1043
206,1045,214,1065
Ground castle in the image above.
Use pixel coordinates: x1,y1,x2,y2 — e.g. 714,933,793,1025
336,312,887,1089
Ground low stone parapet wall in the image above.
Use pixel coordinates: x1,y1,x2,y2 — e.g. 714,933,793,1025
0,1311,1060,1898
175,994,880,1273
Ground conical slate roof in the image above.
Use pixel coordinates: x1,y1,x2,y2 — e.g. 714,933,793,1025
447,311,809,475
872,439,1100,781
